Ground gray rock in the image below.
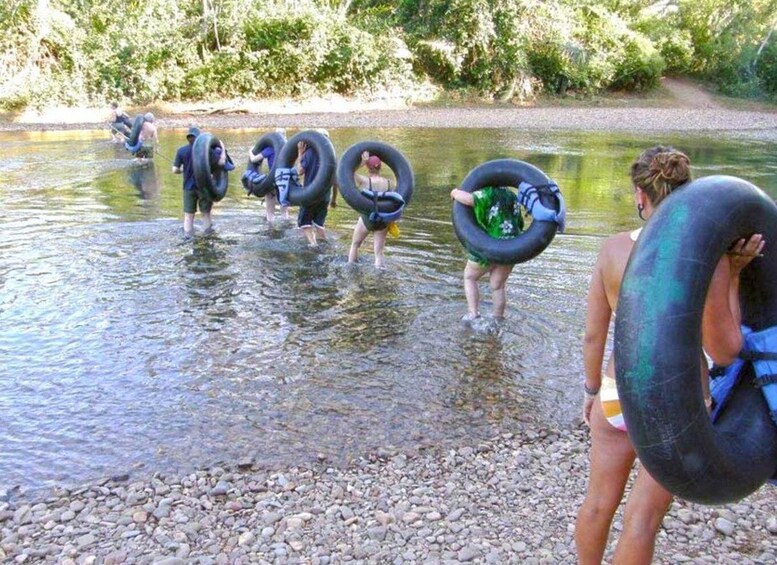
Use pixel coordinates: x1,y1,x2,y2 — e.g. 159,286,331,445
677,509,695,524
447,508,464,522
210,481,229,496
457,546,481,562
59,510,76,522
368,526,387,541
76,533,96,548
714,518,735,536
238,531,255,546
13,506,31,525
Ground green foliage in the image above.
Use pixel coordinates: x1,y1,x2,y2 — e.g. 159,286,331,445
1,0,775,110
611,32,665,90
756,37,777,96
412,40,461,86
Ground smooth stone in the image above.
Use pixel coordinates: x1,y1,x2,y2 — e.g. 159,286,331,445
238,531,255,546
714,518,735,536
13,506,31,525
210,482,229,496
458,546,481,562
76,533,96,548
60,510,76,522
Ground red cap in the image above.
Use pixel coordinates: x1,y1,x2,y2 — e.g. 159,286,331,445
366,155,382,169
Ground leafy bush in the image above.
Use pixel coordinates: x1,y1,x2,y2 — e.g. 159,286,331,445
412,40,461,85
611,32,665,91
756,38,777,97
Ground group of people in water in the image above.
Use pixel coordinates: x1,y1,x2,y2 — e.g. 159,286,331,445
107,107,768,562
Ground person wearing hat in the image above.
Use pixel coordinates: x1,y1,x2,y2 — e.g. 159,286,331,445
135,112,159,160
348,151,395,268
173,126,224,237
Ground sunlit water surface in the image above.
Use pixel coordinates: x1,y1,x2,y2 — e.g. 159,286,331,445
1,127,775,490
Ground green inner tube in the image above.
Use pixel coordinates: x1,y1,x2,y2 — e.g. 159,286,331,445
615,175,777,504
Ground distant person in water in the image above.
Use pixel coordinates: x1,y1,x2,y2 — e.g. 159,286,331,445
348,152,396,268
135,112,159,160
173,126,225,237
109,101,132,142
249,128,288,222
450,185,524,321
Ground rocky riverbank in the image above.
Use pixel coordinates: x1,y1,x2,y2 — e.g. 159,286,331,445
3,106,777,142
2,427,775,564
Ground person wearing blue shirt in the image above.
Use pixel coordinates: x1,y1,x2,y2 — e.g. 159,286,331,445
248,128,288,222
296,129,338,246
172,126,225,237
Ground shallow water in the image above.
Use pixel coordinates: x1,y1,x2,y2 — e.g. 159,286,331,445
1,127,775,491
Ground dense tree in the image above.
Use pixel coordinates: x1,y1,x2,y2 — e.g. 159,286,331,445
0,0,775,110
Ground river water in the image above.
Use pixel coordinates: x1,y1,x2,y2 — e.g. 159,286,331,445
1,127,775,491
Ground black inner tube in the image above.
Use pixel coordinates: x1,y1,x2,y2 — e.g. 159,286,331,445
274,130,336,206
126,115,144,146
192,132,229,202
336,141,414,214
245,132,286,197
452,159,560,265
615,175,777,504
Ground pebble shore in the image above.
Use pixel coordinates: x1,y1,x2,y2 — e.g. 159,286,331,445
2,427,775,564
2,95,776,562
3,103,777,141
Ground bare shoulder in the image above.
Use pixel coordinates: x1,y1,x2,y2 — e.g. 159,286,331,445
598,231,633,260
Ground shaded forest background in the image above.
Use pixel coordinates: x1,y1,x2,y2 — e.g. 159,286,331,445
2,0,776,111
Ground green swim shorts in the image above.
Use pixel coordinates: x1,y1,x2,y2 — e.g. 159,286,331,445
183,189,213,214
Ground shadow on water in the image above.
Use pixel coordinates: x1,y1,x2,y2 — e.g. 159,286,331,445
0,127,776,490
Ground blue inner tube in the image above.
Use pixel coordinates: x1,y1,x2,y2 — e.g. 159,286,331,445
126,115,144,147
193,132,229,202
615,175,777,504
336,141,414,215
452,159,560,265
243,132,285,198
274,130,336,206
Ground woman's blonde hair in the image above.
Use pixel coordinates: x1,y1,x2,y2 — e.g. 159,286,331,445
630,146,691,207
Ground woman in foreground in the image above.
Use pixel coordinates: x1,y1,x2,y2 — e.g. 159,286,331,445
576,146,764,564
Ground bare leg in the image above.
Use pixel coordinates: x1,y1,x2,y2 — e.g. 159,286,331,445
612,468,673,565
373,228,388,268
463,261,489,318
183,213,195,236
349,218,369,263
301,226,317,246
488,264,515,319
314,225,327,241
201,211,212,232
265,192,277,222
281,205,289,219
576,399,636,565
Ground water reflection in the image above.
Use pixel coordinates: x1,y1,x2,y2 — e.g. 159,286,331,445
180,235,238,330
127,161,160,200
0,127,775,490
